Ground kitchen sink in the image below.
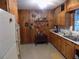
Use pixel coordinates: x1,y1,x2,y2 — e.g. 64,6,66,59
64,36,79,41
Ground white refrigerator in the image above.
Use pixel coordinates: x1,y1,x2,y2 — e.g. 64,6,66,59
0,9,18,59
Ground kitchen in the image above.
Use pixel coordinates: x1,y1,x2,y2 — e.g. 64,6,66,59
0,0,79,59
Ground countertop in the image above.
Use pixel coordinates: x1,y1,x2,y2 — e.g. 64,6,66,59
50,30,79,45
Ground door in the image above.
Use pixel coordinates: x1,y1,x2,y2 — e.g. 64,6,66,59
20,20,32,44
19,10,33,44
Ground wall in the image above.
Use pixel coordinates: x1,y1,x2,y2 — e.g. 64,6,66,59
18,9,54,44
7,0,19,23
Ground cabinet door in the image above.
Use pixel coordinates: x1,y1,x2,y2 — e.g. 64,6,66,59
50,33,55,45
57,37,62,51
48,32,53,42
61,38,66,56
65,43,75,59
58,11,65,27
54,35,59,48
67,0,79,4
67,0,79,12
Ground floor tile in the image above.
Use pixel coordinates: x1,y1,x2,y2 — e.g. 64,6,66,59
20,44,65,59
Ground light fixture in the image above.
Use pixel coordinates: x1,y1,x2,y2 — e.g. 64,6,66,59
31,0,53,9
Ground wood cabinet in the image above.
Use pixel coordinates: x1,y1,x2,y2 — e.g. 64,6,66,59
47,10,54,28
50,33,57,46
53,0,79,28
53,7,61,25
47,32,75,59
48,32,54,44
58,11,66,26
53,6,67,28
65,42,75,59
66,0,79,12
57,36,62,51
61,39,66,56
63,40,75,59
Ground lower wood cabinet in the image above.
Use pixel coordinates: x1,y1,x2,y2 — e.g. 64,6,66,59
65,42,75,59
61,39,66,56
48,32,75,59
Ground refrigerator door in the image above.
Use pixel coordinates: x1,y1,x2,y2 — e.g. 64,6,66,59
0,9,17,59
3,44,18,59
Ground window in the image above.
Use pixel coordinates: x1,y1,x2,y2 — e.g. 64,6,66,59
74,9,79,31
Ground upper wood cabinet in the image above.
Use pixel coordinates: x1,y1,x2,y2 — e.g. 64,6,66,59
53,7,61,25
57,11,66,28
66,0,79,12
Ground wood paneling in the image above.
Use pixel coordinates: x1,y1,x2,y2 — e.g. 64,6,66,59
7,0,18,23
19,10,54,44
0,0,18,23
0,0,7,11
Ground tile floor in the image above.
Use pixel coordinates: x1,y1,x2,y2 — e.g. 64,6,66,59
20,44,65,59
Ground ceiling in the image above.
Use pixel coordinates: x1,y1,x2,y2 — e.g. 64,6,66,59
17,0,66,10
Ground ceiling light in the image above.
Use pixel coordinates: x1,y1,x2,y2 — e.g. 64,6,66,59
31,0,53,9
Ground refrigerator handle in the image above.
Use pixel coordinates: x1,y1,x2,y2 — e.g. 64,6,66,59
9,18,12,23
